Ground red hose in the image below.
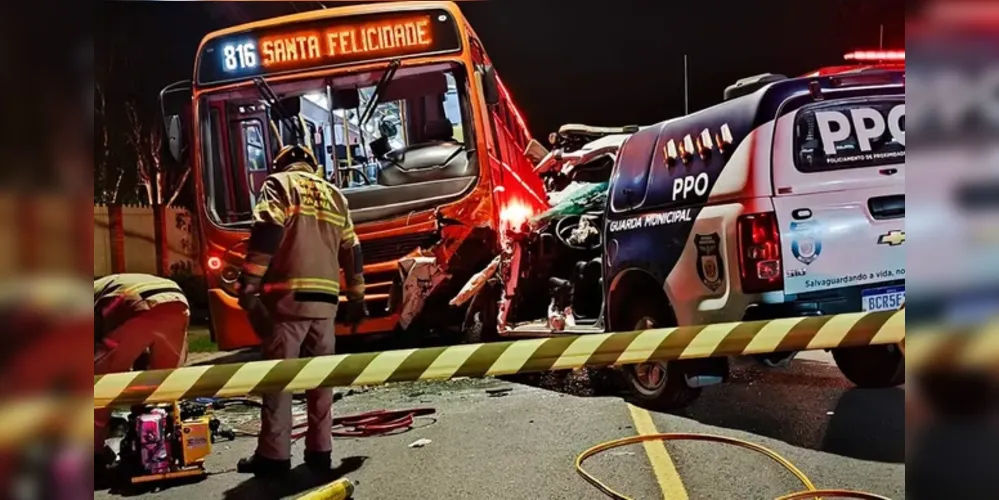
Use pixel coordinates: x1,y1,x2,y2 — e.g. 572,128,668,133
291,408,436,439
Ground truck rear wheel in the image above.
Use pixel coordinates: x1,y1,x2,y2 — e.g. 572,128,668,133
619,300,702,411
624,360,702,411
832,344,905,388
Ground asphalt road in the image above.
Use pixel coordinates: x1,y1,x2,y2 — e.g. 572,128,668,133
95,351,905,500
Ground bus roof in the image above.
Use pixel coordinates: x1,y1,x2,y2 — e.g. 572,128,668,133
198,1,464,47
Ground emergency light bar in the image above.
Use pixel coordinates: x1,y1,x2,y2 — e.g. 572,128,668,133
843,50,905,62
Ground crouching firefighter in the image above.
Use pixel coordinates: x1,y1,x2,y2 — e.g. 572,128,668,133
236,144,367,477
94,274,190,455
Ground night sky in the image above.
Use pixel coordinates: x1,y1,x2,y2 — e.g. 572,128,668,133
99,0,905,142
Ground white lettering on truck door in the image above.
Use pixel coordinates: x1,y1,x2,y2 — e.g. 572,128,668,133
672,172,710,200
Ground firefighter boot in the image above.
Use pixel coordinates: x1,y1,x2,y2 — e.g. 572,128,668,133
304,450,332,473
237,454,291,478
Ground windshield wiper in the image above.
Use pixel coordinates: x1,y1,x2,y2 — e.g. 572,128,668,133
358,59,401,129
253,77,304,145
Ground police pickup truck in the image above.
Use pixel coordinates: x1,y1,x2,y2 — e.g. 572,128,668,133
604,55,906,408
453,53,906,409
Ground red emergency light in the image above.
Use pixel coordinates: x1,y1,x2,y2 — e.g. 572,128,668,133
207,256,223,271
843,50,905,62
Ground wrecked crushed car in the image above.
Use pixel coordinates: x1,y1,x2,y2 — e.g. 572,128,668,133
451,124,636,342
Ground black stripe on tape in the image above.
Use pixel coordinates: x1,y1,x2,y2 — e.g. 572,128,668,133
841,311,894,347
108,369,173,408
182,363,247,400
322,352,380,387
775,315,833,353
386,347,448,383
454,342,514,379
587,331,644,367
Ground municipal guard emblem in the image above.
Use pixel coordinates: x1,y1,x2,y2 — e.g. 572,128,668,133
790,221,822,265
695,233,724,292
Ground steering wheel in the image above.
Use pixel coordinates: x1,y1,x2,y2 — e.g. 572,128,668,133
556,215,602,251
338,165,375,186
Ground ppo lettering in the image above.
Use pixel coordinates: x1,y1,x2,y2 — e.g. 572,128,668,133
887,104,905,147
815,111,852,155
849,108,886,152
815,104,905,155
672,172,710,201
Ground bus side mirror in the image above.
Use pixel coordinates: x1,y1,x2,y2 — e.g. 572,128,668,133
482,65,500,106
159,80,192,164
166,115,184,163
524,139,549,166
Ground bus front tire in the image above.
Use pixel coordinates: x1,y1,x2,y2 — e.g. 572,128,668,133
832,344,905,388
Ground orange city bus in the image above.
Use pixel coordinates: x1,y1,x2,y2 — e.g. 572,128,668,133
159,1,548,350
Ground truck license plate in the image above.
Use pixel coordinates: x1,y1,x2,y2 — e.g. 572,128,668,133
862,286,905,312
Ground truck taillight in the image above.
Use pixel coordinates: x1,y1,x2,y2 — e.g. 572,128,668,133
737,212,783,293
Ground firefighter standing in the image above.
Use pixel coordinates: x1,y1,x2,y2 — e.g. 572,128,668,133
93,274,190,453
236,144,367,477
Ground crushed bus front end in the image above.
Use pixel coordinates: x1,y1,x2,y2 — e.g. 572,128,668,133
162,1,545,350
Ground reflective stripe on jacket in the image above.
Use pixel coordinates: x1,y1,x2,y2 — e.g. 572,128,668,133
244,162,360,318
94,273,188,335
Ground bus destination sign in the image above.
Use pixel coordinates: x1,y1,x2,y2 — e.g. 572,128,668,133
197,9,461,85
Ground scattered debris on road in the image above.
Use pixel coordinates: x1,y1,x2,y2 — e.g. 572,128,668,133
609,451,636,457
486,387,513,397
409,438,433,448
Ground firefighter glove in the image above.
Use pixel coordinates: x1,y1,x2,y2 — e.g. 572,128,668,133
342,297,368,326
236,273,262,298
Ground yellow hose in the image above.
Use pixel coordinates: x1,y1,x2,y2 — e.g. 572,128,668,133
575,433,893,500
295,478,354,500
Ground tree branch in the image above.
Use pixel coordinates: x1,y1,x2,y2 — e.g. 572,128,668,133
125,101,154,205
148,123,165,204
111,168,124,204
165,166,191,207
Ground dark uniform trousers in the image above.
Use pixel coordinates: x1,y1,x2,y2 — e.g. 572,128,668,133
257,313,336,461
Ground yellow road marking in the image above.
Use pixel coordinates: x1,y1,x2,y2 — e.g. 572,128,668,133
627,404,690,500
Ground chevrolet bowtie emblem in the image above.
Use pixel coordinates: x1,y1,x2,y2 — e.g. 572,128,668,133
878,230,905,246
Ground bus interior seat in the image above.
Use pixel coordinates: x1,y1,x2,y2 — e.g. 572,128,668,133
382,72,447,102
382,118,454,162
370,136,391,159
330,88,361,110
423,118,454,142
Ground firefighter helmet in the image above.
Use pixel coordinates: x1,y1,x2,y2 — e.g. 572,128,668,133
273,144,318,172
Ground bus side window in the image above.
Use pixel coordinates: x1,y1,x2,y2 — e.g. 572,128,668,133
469,35,503,160
496,98,526,155
240,120,268,207
443,74,464,143
469,34,487,66
242,121,266,172
206,107,231,222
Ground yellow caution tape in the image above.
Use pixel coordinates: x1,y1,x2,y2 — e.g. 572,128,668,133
0,397,92,449
94,310,904,409
905,316,999,371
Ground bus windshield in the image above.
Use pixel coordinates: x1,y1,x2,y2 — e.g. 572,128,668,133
200,61,472,225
